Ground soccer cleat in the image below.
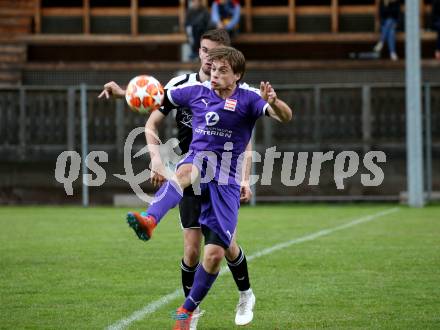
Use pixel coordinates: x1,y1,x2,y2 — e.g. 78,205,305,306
189,306,204,330
126,211,157,241
172,306,193,330
235,288,256,326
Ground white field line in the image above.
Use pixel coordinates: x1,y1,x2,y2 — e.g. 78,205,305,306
107,207,400,330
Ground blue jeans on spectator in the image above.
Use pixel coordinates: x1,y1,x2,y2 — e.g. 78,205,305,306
380,18,397,54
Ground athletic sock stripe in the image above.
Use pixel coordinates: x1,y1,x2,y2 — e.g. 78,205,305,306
226,249,245,267
180,261,199,273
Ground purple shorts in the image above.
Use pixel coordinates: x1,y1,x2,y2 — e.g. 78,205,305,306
178,152,241,248
198,182,240,247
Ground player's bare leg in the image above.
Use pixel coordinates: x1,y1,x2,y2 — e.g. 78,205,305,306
183,229,203,269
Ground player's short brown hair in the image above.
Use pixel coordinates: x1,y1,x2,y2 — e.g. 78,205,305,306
208,46,246,81
201,29,231,47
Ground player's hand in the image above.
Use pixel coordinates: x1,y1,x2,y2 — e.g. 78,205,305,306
260,81,269,101
98,81,125,99
150,157,167,187
151,172,166,188
240,185,252,203
261,81,277,105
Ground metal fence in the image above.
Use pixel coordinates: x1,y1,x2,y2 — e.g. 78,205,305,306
0,83,438,203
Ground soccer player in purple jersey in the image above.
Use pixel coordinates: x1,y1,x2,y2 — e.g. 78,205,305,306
145,31,257,328
100,30,260,328
126,46,292,329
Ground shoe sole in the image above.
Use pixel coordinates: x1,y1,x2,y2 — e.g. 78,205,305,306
235,295,255,326
126,213,150,241
236,314,253,327
190,309,204,330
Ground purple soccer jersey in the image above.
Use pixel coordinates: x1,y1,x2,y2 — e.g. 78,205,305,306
168,81,268,186
163,81,269,247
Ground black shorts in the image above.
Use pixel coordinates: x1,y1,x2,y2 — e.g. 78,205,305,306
179,187,202,229
201,225,228,249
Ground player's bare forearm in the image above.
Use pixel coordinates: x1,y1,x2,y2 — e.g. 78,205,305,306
145,111,164,160
145,111,167,187
240,142,253,203
269,98,293,123
261,81,293,123
241,141,252,186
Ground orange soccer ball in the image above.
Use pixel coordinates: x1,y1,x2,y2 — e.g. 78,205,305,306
125,75,164,114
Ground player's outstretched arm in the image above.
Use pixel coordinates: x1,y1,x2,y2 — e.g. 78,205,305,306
260,81,293,123
98,81,126,99
240,141,253,203
145,110,167,187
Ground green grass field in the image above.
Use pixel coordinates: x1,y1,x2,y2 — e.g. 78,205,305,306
0,204,439,329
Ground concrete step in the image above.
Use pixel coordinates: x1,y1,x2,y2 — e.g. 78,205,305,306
399,191,440,203
113,194,148,207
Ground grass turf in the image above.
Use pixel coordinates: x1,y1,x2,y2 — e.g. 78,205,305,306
0,204,439,329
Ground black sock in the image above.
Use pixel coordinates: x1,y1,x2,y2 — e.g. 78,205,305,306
180,259,199,297
227,247,250,292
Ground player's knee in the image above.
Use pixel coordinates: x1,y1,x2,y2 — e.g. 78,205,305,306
176,166,193,187
204,249,224,266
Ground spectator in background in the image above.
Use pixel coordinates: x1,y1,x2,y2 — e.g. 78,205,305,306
433,0,440,60
211,0,241,38
373,0,401,61
186,0,212,60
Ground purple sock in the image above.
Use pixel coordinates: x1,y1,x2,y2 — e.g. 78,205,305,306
183,265,218,312
147,181,183,224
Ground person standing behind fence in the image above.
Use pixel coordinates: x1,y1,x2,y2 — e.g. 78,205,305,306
433,0,440,60
185,0,213,60
211,0,241,38
373,0,401,61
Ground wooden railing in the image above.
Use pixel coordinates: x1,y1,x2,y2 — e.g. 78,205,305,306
33,0,187,35
0,0,437,47
30,0,433,36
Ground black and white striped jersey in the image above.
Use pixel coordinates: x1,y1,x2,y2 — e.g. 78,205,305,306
159,72,200,154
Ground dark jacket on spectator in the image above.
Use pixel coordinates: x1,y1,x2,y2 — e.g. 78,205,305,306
433,0,440,20
380,0,401,21
186,6,211,32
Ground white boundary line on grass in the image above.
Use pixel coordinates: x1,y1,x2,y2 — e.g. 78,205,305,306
107,207,400,330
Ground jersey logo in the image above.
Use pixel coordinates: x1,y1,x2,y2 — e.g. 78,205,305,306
224,98,237,111
201,98,208,107
180,108,192,128
205,112,219,126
